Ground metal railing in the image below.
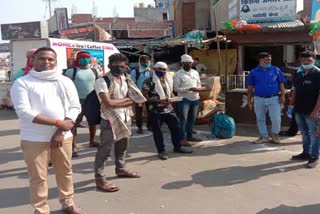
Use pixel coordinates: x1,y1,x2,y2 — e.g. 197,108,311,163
220,75,248,91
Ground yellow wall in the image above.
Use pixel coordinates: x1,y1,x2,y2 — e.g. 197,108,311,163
190,49,237,76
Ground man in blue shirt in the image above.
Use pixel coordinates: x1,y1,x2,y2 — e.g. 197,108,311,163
247,52,285,144
130,55,152,134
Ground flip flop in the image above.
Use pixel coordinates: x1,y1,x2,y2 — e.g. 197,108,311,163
116,170,141,178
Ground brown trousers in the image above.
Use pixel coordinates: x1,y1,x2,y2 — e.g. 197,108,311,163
21,138,74,214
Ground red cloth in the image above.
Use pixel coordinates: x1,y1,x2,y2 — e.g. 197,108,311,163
73,52,91,67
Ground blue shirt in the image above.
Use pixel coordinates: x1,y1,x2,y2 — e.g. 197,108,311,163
65,67,102,99
130,68,151,90
246,65,285,96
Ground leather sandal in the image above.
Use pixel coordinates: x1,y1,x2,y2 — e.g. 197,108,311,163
116,170,141,178
95,179,119,192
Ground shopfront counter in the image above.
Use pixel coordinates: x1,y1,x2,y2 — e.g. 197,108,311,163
225,89,291,126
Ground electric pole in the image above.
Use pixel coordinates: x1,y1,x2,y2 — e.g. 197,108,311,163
42,0,57,18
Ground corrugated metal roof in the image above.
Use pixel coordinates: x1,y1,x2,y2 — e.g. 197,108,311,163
258,20,306,31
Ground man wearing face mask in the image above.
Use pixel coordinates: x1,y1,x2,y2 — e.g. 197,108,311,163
131,55,152,134
94,53,146,192
142,62,192,160
247,52,285,144
290,51,320,168
64,51,101,156
174,54,207,146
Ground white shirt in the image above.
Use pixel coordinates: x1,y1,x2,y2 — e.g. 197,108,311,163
10,74,81,142
173,68,201,101
94,76,130,122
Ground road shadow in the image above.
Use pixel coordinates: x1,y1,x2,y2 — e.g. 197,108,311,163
124,139,301,165
257,204,320,214
162,160,304,190
0,129,19,137
0,146,23,165
0,179,94,209
0,109,17,121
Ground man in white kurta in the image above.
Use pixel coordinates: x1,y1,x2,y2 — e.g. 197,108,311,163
11,47,85,214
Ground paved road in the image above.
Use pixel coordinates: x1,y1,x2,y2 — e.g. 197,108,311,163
0,109,320,214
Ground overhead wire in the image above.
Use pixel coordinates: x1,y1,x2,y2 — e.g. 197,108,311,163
43,2,48,20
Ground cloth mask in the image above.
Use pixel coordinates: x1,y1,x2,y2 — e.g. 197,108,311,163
155,70,166,77
79,58,90,66
302,63,314,70
110,66,125,76
263,63,271,69
141,63,150,68
183,64,192,71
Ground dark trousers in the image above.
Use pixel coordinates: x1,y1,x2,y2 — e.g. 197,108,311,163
286,111,298,136
151,111,181,153
135,103,151,129
94,119,128,180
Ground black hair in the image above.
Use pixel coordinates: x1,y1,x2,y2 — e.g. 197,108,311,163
257,52,271,60
194,57,199,61
109,53,128,65
300,50,316,59
33,47,57,57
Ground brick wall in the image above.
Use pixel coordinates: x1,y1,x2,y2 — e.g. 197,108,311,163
72,14,92,24
128,29,166,38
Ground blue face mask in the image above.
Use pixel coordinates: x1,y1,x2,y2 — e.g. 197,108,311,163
302,63,314,70
263,63,271,69
155,70,166,77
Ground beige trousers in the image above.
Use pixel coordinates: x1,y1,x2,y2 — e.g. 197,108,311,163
21,138,74,214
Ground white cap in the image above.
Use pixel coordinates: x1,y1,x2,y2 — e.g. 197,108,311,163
154,61,168,69
181,54,193,63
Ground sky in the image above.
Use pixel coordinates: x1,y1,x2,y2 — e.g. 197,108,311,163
0,0,304,43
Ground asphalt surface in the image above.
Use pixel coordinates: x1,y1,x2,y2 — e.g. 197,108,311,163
0,109,320,214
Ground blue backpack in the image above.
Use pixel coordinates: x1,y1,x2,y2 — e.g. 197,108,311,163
209,112,236,139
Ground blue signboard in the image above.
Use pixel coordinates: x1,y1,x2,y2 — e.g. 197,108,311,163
312,0,320,21
240,0,297,23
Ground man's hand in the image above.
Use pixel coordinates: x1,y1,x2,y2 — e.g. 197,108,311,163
279,95,285,105
159,98,170,105
50,131,64,149
310,111,319,121
58,119,75,131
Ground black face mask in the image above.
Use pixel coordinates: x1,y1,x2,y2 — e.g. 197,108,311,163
183,64,191,71
110,66,126,76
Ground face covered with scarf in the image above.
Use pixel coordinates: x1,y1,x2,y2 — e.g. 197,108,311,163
24,48,37,75
75,51,91,68
181,54,194,71
139,55,151,71
153,62,168,78
109,61,127,77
